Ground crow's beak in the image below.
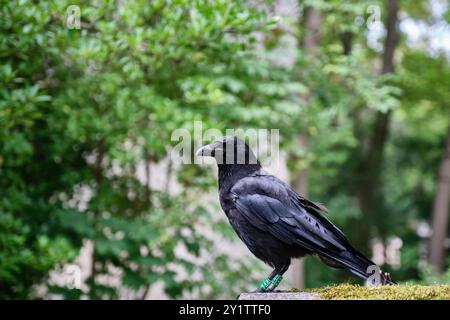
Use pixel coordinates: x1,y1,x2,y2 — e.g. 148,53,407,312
196,144,215,157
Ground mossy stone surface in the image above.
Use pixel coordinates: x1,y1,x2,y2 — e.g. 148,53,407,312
290,284,450,300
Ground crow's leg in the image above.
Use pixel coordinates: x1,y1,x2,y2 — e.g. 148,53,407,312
256,269,278,292
256,263,290,292
266,263,290,292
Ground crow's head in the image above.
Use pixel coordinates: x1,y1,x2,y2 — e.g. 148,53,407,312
196,136,258,165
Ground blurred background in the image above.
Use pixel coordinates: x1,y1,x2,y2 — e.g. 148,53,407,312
1,0,450,299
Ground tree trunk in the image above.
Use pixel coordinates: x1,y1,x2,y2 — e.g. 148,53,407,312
290,5,322,290
429,130,450,272
352,0,399,252
340,31,353,55
381,0,398,75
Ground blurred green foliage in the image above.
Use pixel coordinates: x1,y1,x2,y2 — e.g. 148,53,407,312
0,0,285,299
1,0,449,299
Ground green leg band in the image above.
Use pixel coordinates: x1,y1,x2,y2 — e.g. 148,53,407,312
268,274,283,291
259,277,271,291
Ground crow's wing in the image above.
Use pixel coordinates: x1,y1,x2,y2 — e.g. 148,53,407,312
230,176,374,279
233,193,347,252
251,172,348,241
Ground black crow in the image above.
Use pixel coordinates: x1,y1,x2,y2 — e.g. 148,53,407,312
197,136,395,292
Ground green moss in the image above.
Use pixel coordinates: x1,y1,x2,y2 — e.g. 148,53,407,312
290,284,450,300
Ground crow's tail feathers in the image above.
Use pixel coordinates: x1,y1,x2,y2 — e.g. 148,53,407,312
344,250,397,285
319,249,397,285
